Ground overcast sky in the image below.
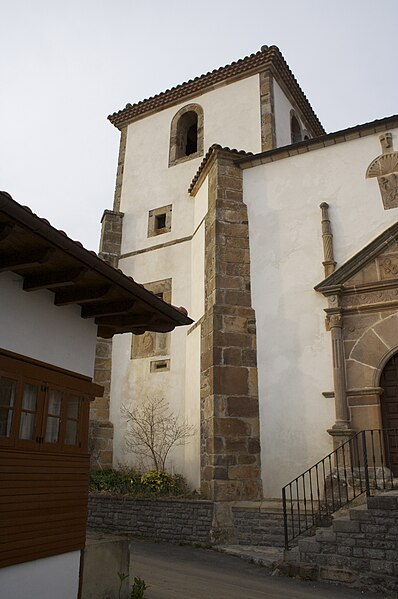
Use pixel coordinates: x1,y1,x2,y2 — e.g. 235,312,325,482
1,0,397,251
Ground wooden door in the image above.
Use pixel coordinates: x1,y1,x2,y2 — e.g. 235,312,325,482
380,353,398,475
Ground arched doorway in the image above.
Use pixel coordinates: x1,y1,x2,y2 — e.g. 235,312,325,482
380,352,398,475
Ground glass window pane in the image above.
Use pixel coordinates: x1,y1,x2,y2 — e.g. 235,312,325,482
19,412,36,440
48,389,62,416
45,415,60,443
0,377,16,408
65,420,78,445
19,383,38,440
67,395,80,419
0,407,13,437
21,384,38,411
0,377,16,438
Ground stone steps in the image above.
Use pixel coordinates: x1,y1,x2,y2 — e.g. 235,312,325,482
293,491,398,593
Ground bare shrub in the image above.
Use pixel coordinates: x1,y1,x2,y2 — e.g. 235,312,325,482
121,397,195,472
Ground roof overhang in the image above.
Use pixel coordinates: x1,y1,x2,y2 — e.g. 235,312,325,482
0,192,193,338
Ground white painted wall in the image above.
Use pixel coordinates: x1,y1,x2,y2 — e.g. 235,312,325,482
111,242,195,482
244,128,398,496
111,75,261,484
0,551,80,599
119,74,261,256
273,79,307,147
0,272,97,377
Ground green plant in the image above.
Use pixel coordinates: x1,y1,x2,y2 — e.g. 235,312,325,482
131,577,148,599
140,470,183,495
117,571,129,599
90,467,191,498
90,469,142,494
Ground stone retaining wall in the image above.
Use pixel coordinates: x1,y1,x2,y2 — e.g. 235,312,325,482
232,507,285,547
87,495,214,544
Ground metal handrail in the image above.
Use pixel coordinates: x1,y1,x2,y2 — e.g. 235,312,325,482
282,428,398,550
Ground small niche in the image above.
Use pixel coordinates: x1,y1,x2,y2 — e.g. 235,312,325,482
150,359,170,373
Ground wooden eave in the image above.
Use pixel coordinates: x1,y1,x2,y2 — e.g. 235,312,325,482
0,192,193,338
315,220,398,294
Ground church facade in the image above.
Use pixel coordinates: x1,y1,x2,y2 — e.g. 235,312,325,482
95,45,398,500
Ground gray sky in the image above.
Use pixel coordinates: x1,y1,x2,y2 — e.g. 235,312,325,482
1,0,397,251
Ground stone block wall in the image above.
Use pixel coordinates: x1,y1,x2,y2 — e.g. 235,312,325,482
296,491,398,594
200,152,262,504
232,507,285,547
87,496,214,544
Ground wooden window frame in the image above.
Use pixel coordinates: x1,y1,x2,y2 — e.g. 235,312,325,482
0,349,99,454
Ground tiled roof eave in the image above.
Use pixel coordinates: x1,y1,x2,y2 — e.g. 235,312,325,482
188,145,253,196
108,46,324,136
235,114,398,169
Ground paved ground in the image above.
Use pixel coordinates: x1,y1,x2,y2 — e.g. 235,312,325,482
129,539,383,599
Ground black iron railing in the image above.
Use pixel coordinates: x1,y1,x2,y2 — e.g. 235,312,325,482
282,428,398,550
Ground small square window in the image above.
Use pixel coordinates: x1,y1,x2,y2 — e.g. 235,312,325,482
155,214,166,230
148,204,172,238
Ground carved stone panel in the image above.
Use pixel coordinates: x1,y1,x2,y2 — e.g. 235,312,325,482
131,279,171,359
366,132,398,210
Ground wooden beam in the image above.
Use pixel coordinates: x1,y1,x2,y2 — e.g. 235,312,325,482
0,247,54,271
54,285,111,306
80,299,136,319
94,312,154,327
0,222,15,241
23,268,87,291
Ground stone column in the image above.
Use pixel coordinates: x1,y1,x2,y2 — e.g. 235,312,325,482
327,313,354,449
200,151,262,541
320,203,336,277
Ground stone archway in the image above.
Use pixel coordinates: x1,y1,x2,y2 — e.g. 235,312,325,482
345,314,398,434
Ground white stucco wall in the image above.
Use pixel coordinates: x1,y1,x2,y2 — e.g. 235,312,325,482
273,79,307,147
111,241,195,481
0,272,97,377
110,76,260,484
119,74,261,256
0,551,80,599
244,128,398,496
184,324,201,488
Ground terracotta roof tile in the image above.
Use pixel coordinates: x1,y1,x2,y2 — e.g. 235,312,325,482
109,45,325,136
188,144,252,195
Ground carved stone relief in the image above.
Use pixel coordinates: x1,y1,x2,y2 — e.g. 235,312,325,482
341,287,398,310
131,278,171,359
366,132,398,210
